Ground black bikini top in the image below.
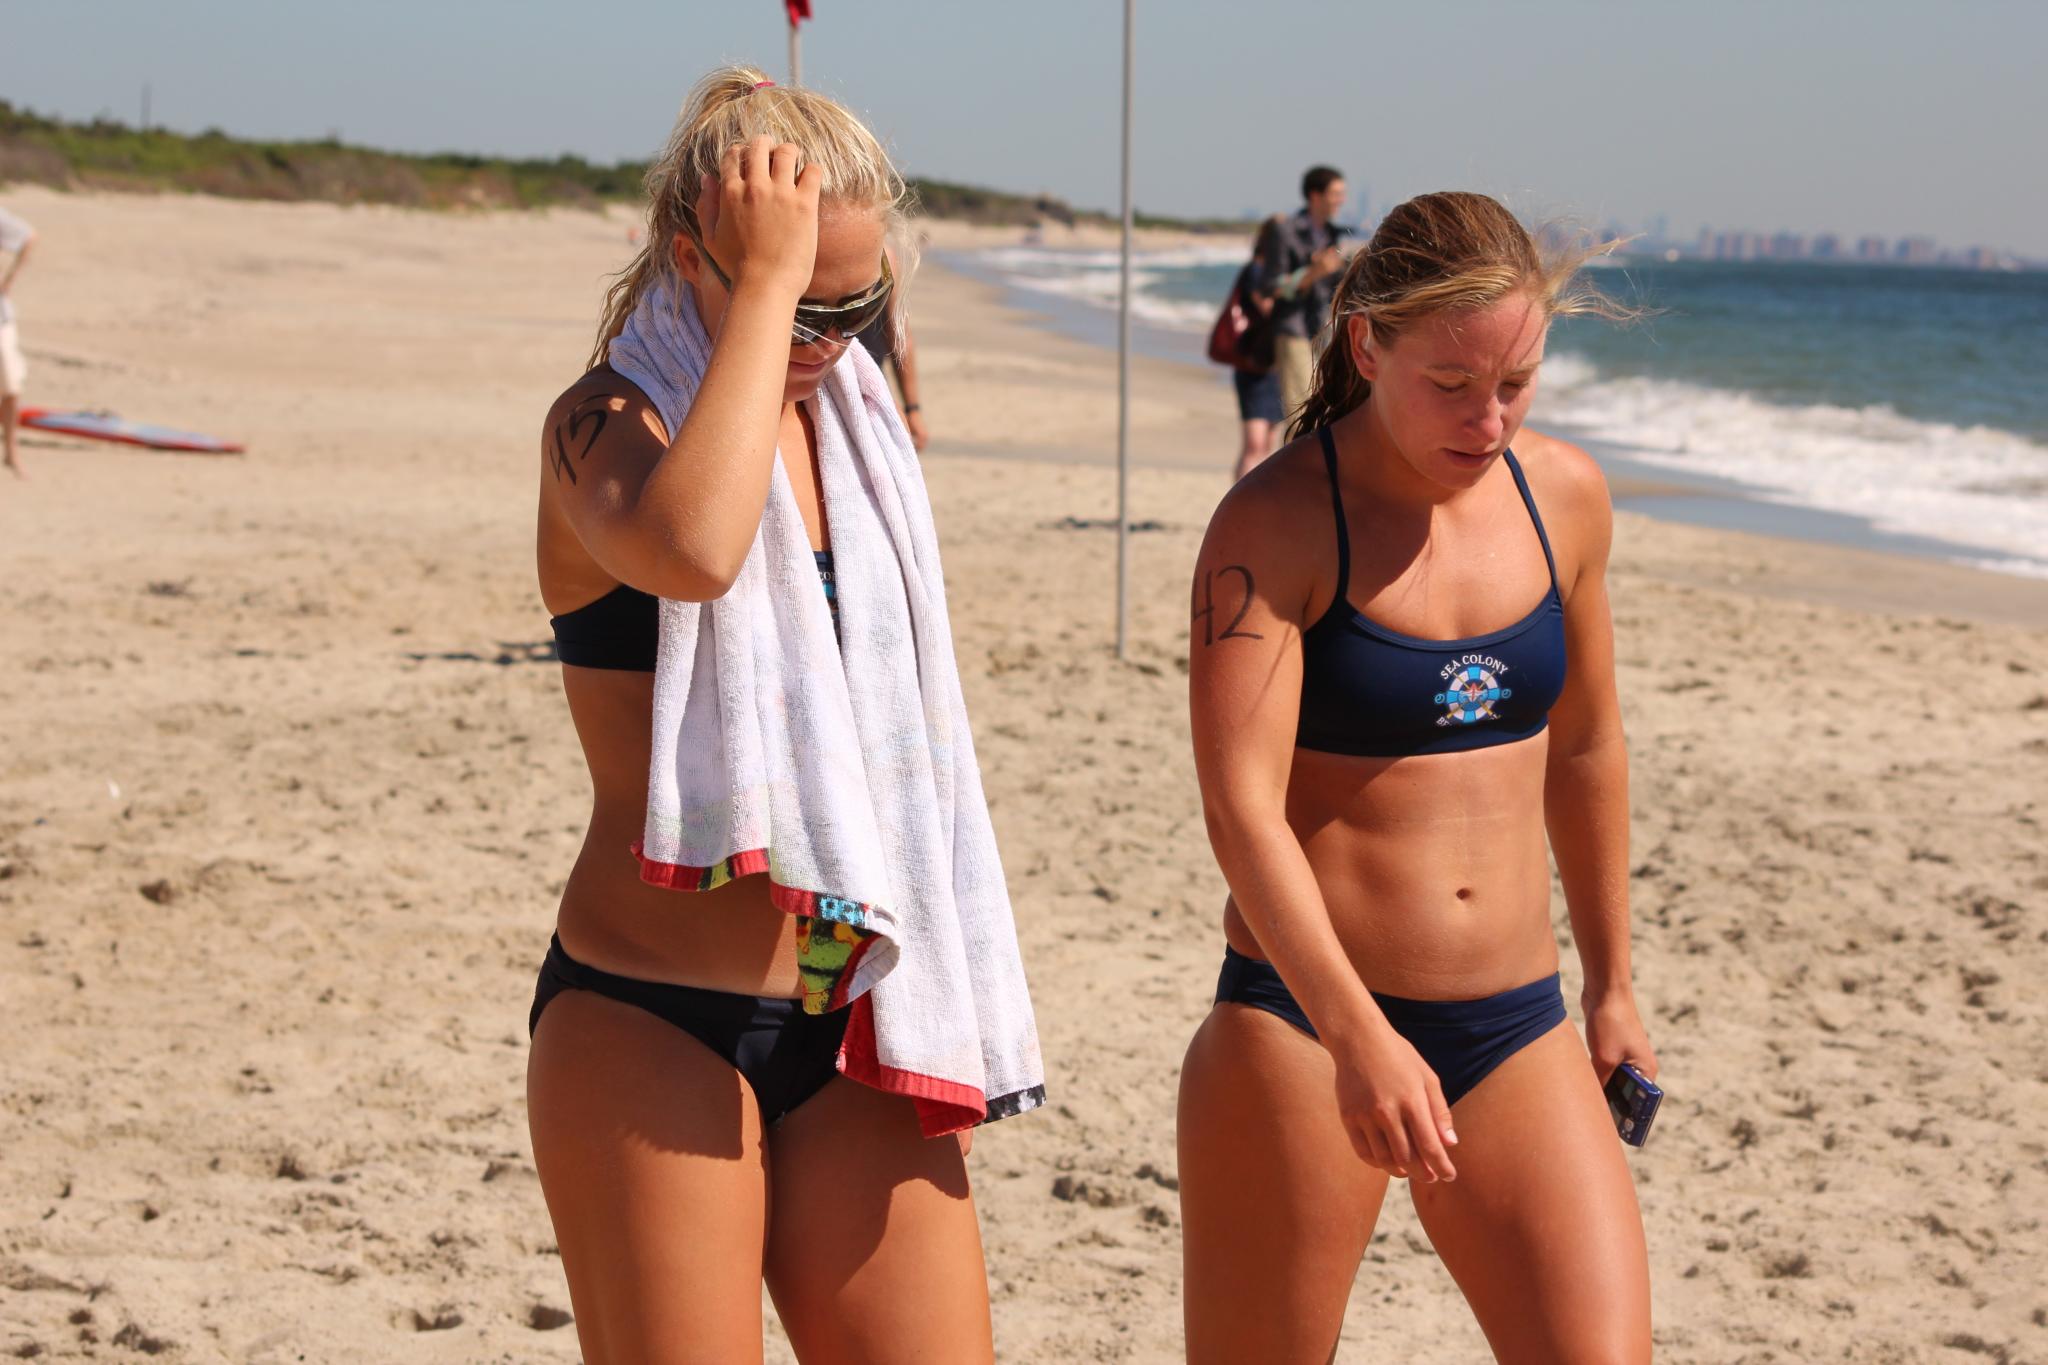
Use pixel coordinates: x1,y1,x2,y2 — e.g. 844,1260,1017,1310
551,550,838,671
1295,428,1568,758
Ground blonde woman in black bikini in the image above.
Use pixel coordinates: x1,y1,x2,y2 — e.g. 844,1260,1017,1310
528,70,1004,1364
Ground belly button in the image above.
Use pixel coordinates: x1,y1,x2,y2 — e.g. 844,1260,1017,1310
1455,887,1473,901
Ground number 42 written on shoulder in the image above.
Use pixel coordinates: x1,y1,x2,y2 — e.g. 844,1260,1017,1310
1192,565,1264,647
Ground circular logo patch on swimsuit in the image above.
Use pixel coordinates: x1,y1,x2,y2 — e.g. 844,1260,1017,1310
1434,664,1512,727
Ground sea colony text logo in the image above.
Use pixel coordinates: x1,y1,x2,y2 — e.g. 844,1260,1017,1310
1435,655,1512,728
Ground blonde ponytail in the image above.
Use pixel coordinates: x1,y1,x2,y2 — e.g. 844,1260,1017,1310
1286,191,1638,440
588,66,913,369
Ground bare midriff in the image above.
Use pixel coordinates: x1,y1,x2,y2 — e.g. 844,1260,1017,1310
1222,732,1560,1002
550,665,803,999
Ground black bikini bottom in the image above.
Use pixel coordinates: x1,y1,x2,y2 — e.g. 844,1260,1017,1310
530,934,848,1124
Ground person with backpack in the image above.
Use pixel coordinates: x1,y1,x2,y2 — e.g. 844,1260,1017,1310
1212,215,1285,478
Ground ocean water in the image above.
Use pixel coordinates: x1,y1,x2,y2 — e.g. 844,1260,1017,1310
970,242,1250,333
968,244,2048,579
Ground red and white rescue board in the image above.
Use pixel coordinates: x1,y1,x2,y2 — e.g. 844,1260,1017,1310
19,408,246,455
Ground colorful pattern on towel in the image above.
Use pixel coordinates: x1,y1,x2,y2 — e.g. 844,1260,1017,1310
791,896,881,1014
635,844,883,1017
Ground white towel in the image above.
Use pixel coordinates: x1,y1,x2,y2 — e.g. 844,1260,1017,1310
612,284,1045,1135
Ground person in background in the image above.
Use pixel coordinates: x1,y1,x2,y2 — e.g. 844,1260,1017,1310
1257,166,1352,423
0,204,36,479
856,244,929,451
1231,216,1285,480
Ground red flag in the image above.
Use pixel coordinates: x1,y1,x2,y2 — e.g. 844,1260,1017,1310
786,0,811,24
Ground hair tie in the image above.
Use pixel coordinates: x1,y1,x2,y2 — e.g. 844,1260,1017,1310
752,80,776,90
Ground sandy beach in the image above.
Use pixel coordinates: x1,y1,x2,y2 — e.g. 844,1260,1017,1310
2,184,2045,1363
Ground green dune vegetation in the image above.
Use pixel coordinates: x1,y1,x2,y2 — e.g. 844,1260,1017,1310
0,102,638,209
0,101,1248,233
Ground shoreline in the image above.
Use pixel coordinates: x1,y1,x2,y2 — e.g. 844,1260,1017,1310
927,234,2048,603
911,243,2048,628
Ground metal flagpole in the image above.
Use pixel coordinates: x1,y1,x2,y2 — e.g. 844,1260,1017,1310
1115,0,1133,660
785,0,809,84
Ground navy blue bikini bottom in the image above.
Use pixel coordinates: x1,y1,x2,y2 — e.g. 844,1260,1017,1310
1214,946,1566,1106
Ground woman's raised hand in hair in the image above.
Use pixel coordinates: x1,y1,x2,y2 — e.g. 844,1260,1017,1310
698,134,822,299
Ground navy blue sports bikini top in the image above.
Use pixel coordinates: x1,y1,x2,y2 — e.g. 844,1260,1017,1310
1296,428,1567,758
551,550,838,671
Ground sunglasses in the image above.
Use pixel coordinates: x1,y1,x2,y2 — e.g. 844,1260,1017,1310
679,208,894,348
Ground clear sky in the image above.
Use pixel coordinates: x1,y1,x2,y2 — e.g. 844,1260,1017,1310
5,0,2044,254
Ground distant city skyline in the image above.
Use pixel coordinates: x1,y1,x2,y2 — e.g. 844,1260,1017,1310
1665,226,2019,270
1582,218,2028,271
1329,198,2033,270
5,0,2046,257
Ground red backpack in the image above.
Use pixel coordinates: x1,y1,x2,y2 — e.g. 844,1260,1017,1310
1207,224,1280,373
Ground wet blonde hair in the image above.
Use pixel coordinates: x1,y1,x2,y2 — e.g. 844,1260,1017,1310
1288,191,1635,438
589,66,913,368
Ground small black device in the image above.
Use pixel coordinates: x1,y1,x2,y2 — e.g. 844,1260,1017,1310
1603,1061,1663,1148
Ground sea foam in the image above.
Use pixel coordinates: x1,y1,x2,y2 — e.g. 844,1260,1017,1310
1535,355,2048,578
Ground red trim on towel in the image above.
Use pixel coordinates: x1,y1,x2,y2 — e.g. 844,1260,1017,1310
633,841,769,888
633,845,885,934
838,994,987,1136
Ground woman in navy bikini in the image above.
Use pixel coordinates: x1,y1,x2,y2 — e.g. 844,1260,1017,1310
1181,191,1658,1363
